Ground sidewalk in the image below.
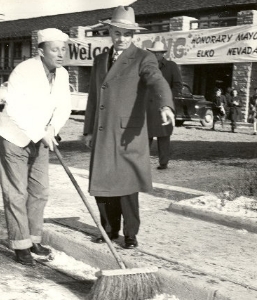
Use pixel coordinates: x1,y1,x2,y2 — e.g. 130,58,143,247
0,241,93,300
1,163,257,300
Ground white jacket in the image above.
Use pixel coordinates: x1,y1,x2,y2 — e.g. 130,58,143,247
0,56,71,147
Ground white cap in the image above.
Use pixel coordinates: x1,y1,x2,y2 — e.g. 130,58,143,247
37,28,69,44
147,41,167,52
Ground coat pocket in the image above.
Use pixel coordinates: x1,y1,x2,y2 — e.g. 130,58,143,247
120,117,143,128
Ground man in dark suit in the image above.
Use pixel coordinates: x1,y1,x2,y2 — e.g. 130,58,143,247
249,87,257,135
147,41,182,170
83,6,175,249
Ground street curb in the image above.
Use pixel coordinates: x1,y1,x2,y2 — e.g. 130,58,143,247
168,201,257,234
42,223,256,300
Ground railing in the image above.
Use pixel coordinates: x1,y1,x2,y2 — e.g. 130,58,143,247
84,21,170,36
190,17,237,30
0,56,29,71
136,21,170,33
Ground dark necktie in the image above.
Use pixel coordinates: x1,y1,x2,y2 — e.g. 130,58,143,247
112,51,119,65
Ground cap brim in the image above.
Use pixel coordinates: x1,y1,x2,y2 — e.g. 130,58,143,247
100,20,147,30
147,48,167,52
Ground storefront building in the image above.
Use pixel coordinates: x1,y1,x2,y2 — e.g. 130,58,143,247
64,9,257,121
0,0,256,121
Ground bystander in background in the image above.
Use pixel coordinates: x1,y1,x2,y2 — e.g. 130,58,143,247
212,88,226,130
227,89,242,133
249,87,257,135
147,41,182,170
225,87,232,119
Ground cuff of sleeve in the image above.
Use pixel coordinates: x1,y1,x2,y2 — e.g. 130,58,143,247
159,106,171,112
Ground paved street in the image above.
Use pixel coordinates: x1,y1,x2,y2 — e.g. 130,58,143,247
0,241,92,300
0,117,257,299
1,163,257,299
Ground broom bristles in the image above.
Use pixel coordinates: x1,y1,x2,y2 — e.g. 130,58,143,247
88,270,161,300
96,266,159,277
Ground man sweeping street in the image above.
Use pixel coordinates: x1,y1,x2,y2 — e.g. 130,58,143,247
83,6,175,249
0,28,71,266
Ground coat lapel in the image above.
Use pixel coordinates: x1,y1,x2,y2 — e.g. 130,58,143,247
98,52,109,83
159,58,167,70
104,44,137,82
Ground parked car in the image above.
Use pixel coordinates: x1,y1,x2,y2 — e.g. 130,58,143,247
0,82,88,114
0,81,8,112
70,84,88,113
68,83,214,127
174,83,214,127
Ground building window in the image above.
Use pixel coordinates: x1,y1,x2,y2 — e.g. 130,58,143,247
13,42,22,59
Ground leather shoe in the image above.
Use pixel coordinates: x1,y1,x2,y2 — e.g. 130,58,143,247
157,164,168,170
30,243,51,256
94,232,119,244
15,249,36,267
124,236,138,249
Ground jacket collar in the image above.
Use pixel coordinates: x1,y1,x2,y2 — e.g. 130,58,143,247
159,57,167,69
102,43,137,82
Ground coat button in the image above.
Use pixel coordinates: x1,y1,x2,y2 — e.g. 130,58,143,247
99,126,103,131
101,83,108,89
100,105,105,110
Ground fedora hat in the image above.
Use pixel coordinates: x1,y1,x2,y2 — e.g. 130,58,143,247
100,6,146,30
147,41,167,52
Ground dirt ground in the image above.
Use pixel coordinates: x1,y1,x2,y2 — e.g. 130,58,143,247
52,114,257,196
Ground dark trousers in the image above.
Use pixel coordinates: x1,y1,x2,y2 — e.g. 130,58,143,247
95,193,140,237
0,137,49,249
230,107,241,130
149,136,170,166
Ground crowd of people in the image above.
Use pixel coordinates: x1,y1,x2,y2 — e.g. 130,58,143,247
0,5,256,268
211,86,257,134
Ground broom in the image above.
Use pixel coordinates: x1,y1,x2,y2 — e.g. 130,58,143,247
53,145,161,300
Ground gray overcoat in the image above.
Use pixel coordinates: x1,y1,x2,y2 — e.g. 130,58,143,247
84,43,173,197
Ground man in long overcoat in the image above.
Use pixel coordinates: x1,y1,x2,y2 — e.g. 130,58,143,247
83,6,175,249
147,41,182,169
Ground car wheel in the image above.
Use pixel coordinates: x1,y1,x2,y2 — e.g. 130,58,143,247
175,120,184,127
200,109,213,127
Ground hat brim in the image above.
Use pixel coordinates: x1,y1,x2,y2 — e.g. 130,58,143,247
100,20,147,30
147,48,167,52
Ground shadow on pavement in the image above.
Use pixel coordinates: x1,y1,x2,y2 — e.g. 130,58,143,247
45,217,99,237
150,140,257,161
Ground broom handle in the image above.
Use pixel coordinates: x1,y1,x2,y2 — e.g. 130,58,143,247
53,145,126,270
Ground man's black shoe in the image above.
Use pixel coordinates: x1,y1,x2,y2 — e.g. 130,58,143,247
94,232,119,244
124,236,138,249
157,164,167,170
30,243,51,256
15,249,36,267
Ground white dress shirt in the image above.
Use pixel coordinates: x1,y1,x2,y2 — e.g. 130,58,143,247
0,56,71,147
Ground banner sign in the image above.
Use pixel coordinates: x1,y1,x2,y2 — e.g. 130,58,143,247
64,24,257,66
